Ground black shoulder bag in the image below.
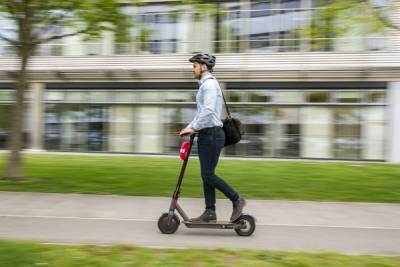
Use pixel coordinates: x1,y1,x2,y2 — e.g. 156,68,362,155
221,90,243,147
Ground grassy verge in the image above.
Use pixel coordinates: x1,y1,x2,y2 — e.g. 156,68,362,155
0,154,400,202
0,240,399,267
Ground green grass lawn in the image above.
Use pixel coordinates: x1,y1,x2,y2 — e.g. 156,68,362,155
0,154,400,202
0,240,399,267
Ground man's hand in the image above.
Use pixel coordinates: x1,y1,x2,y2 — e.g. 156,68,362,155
179,128,195,136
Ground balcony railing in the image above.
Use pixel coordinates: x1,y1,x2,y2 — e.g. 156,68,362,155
0,35,390,57
0,5,392,57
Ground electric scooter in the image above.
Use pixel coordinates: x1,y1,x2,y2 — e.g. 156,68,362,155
158,134,256,236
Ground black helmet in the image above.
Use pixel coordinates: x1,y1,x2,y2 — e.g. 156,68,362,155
189,53,216,70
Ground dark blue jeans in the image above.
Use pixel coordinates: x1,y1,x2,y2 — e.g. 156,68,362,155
197,126,239,211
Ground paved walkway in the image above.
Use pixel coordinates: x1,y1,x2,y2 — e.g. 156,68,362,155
0,191,399,255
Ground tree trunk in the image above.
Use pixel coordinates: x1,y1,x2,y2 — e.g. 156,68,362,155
4,51,30,181
3,0,35,181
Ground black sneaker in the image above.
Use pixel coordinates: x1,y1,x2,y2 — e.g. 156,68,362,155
230,197,246,222
189,209,217,223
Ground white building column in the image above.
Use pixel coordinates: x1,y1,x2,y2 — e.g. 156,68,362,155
387,82,400,163
177,13,190,53
240,0,251,52
390,0,400,51
29,82,45,151
300,107,333,159
136,106,162,153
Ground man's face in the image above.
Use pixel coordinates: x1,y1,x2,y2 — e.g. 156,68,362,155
192,62,208,79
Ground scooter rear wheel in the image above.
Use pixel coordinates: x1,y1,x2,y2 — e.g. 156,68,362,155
234,214,256,236
158,213,180,234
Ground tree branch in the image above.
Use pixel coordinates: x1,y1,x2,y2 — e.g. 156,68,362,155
32,13,70,40
0,33,18,45
33,27,91,45
32,12,69,31
372,7,400,31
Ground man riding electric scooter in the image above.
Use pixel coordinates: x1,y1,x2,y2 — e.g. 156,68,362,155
179,53,246,223
158,54,255,236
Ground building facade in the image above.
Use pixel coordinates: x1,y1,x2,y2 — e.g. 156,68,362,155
0,0,399,162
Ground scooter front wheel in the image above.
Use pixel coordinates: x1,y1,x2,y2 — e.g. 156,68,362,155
234,214,256,236
158,213,180,234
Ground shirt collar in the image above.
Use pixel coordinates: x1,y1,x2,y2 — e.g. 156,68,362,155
198,73,213,86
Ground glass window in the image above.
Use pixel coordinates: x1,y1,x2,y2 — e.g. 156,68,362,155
224,106,273,157
251,1,272,18
273,91,304,103
250,33,271,50
248,91,271,102
148,39,177,54
165,91,195,102
334,108,361,159
307,91,330,102
367,91,386,103
279,31,300,52
227,91,242,102
65,91,89,102
275,108,300,157
89,91,109,103
45,91,64,102
280,0,301,13
334,91,363,103
138,91,164,102
113,91,137,103
161,107,196,154
160,13,178,24
47,104,108,152
39,87,386,160
228,5,241,20
87,106,107,151
0,90,14,101
133,5,180,54
60,104,89,151
0,105,12,148
44,104,62,150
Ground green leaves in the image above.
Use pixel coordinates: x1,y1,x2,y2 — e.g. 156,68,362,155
297,0,393,50
0,0,217,47
0,0,133,45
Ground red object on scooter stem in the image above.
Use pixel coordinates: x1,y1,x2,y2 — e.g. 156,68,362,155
179,140,191,160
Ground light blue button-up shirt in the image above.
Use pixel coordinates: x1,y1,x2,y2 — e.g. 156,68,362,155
187,73,223,130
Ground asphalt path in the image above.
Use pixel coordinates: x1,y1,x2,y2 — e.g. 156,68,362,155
0,192,399,255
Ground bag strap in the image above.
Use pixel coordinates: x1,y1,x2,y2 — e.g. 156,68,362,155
202,75,231,118
221,90,231,118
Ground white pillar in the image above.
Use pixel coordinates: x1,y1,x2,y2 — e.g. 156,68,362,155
109,106,135,152
29,83,45,151
390,0,400,51
240,0,251,52
136,106,162,153
387,82,400,163
177,13,190,53
362,107,385,160
102,30,115,55
300,107,333,158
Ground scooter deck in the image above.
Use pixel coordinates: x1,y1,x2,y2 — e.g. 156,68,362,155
183,221,240,229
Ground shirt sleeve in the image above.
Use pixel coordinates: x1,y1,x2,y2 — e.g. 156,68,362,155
186,80,218,130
